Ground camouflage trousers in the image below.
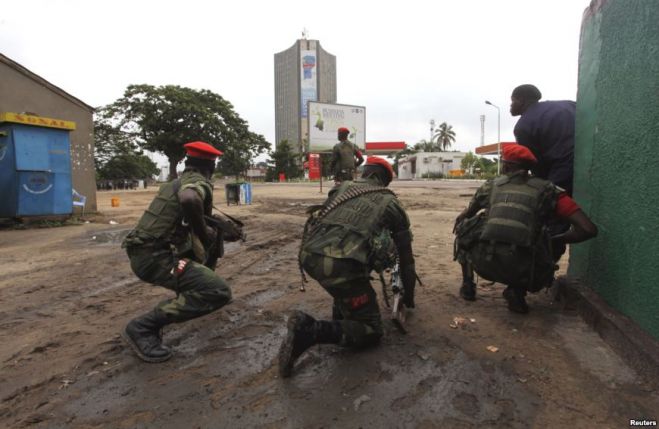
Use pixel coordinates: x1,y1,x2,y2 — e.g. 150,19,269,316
126,246,232,323
301,252,383,348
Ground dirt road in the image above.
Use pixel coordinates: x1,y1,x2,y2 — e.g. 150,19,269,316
1,181,656,428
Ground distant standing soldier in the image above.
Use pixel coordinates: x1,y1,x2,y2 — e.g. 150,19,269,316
121,141,232,362
279,156,416,377
453,144,597,313
330,127,364,183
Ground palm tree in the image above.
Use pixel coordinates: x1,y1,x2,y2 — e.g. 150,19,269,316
432,122,456,151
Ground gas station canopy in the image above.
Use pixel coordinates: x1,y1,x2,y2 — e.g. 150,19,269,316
365,141,407,155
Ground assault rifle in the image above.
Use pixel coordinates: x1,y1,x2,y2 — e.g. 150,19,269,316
203,211,246,270
379,257,407,334
379,254,423,335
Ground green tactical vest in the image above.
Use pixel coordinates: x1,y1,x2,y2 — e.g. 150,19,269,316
480,174,554,247
123,171,212,247
335,141,358,172
302,181,396,264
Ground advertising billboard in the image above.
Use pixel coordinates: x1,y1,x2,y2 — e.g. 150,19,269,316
300,50,317,118
308,101,366,153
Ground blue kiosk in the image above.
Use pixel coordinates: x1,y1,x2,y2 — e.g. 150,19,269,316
0,112,76,217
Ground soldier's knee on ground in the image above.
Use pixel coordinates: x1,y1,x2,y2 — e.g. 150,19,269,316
339,320,383,348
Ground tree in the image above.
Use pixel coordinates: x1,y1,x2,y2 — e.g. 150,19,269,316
93,117,137,171
98,153,159,180
98,84,269,179
265,140,302,181
461,152,479,173
94,113,159,181
432,122,456,151
413,139,437,152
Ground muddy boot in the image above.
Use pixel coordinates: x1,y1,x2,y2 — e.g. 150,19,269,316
278,311,342,378
459,281,476,301
503,286,529,314
122,309,172,363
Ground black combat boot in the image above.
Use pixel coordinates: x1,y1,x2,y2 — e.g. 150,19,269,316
459,262,477,301
503,286,529,314
122,309,173,363
278,311,342,378
459,281,477,301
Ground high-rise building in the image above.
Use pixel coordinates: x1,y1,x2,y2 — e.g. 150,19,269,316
274,38,336,154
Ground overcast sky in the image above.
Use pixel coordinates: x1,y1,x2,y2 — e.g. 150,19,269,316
1,0,591,161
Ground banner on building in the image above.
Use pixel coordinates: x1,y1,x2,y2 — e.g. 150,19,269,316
307,101,366,152
300,50,317,118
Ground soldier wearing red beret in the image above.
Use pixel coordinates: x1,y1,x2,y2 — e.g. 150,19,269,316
121,141,235,362
279,156,417,377
453,144,598,313
330,127,364,183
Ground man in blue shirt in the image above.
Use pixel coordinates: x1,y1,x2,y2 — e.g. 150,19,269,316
510,84,576,196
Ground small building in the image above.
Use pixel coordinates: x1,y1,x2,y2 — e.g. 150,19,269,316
398,151,467,180
0,53,97,212
246,166,267,181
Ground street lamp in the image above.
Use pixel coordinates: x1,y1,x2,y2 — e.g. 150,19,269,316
485,100,501,174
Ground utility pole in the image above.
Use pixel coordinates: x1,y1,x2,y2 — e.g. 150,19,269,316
480,114,485,147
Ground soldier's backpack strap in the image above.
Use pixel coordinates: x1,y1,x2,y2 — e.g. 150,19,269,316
317,185,396,220
172,178,181,193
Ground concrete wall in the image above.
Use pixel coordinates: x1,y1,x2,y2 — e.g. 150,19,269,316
569,0,659,339
0,58,97,212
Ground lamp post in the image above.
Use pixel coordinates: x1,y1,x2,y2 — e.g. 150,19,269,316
485,100,501,174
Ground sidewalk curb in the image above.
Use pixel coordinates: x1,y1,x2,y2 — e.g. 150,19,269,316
561,276,659,386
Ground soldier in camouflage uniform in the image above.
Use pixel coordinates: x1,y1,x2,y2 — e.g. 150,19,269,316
121,141,232,362
330,127,364,183
279,156,416,377
454,144,597,313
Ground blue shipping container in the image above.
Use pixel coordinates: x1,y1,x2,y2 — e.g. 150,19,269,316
0,123,73,217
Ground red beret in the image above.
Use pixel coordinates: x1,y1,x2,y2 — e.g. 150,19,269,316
365,156,394,181
502,144,537,165
338,127,350,134
184,141,223,160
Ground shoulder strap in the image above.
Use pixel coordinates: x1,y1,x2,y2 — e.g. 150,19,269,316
317,185,396,220
493,175,510,187
172,178,182,194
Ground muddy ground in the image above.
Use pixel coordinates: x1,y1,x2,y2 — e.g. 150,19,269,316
0,181,657,429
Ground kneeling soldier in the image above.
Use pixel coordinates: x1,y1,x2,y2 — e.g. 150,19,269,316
121,141,232,362
279,156,416,377
454,144,597,313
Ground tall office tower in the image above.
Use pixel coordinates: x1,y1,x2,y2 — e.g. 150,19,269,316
274,38,336,154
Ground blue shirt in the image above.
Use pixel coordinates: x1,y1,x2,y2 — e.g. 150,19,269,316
513,100,576,195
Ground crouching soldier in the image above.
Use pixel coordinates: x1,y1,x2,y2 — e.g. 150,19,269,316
453,144,597,313
121,141,232,362
279,156,416,377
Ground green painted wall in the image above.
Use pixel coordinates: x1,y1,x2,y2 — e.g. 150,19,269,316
570,0,659,339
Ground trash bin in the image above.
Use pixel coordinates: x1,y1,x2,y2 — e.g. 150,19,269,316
225,183,240,206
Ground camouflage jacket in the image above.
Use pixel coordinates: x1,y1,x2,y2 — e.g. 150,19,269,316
302,177,410,265
122,170,213,255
